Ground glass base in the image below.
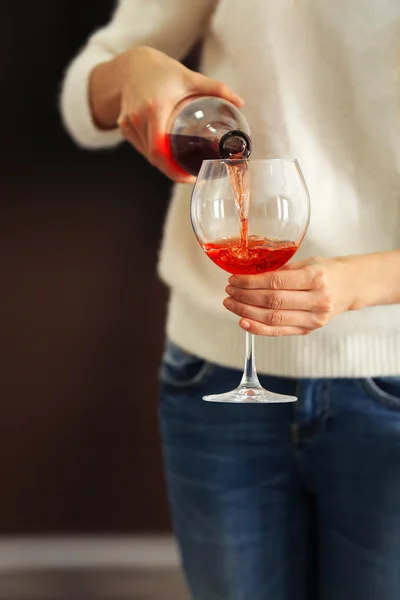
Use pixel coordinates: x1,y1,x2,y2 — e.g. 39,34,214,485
203,384,297,404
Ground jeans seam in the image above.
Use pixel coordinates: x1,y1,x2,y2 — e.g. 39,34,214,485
295,380,332,443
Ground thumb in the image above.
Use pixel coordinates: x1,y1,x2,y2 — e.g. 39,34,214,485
282,257,323,271
191,73,245,108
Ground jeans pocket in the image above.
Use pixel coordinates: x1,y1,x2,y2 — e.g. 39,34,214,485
159,340,215,389
358,377,400,410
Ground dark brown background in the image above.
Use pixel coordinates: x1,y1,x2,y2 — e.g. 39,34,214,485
0,0,198,534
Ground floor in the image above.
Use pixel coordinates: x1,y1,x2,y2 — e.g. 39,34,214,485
0,568,189,600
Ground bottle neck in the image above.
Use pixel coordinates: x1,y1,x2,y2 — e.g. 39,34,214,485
218,129,252,159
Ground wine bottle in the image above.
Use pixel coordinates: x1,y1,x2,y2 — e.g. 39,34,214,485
167,96,252,176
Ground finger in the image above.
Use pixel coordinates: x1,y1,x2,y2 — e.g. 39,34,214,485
239,318,308,337
282,256,328,271
281,260,310,270
118,115,147,157
223,297,318,329
147,104,196,184
225,285,317,311
191,73,245,107
118,110,147,141
229,267,315,291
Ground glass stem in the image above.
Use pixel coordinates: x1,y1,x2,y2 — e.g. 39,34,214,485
239,332,261,388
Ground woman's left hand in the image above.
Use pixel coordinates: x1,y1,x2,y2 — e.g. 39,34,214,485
223,256,359,336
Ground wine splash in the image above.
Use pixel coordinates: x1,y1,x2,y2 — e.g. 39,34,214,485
203,237,299,275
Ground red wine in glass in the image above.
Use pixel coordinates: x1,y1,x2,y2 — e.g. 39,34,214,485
203,236,299,275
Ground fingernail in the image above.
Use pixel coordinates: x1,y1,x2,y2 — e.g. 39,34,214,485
223,298,234,309
225,285,233,295
241,320,251,329
229,276,238,285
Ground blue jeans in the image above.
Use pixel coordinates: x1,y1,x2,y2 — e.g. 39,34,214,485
158,340,400,600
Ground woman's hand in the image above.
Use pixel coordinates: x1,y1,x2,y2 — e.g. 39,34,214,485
89,46,244,183
223,256,361,336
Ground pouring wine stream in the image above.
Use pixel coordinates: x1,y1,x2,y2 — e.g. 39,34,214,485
226,160,250,256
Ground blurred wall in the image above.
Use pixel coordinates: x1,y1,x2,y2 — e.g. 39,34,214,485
0,0,197,534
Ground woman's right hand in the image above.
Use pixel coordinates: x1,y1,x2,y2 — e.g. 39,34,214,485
89,46,244,183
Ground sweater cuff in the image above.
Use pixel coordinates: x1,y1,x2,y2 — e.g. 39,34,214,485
60,47,124,149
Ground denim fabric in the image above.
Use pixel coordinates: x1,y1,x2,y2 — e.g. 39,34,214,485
159,340,400,600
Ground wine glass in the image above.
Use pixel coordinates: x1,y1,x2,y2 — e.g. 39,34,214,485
190,158,310,403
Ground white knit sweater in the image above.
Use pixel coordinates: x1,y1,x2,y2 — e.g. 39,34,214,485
60,0,400,377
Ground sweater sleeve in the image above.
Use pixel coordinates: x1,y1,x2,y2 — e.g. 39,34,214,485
59,0,217,149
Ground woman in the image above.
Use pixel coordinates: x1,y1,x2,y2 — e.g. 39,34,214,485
60,1,400,598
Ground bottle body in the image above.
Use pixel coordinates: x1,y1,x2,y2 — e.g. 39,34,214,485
167,96,252,176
